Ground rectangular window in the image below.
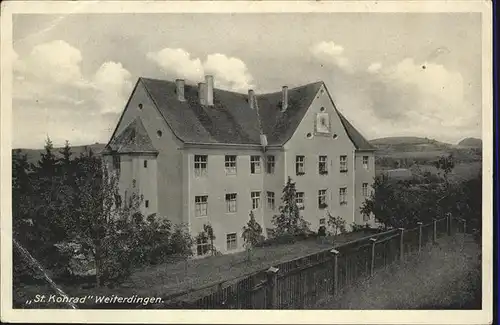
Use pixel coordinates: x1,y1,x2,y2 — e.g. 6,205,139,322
226,233,237,251
362,183,369,197
250,156,262,174
339,187,348,205
318,189,327,209
363,156,369,169
319,156,328,175
319,218,326,225
112,155,120,170
194,155,208,177
225,155,237,175
267,191,275,210
196,236,210,256
144,160,148,168
266,155,275,174
296,155,305,175
251,191,261,209
145,200,149,208
296,192,305,209
226,193,237,213
195,195,208,217
340,155,348,173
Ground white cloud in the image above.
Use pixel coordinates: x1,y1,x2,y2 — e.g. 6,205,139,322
93,62,133,114
147,47,254,92
14,40,132,114
13,40,133,148
146,48,204,82
310,41,353,73
367,62,382,74
360,58,479,143
203,53,254,92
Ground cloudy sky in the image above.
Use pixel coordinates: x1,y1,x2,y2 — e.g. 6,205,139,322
12,12,482,149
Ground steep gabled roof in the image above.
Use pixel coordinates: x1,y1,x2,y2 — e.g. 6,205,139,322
111,77,374,150
337,111,376,151
105,117,157,154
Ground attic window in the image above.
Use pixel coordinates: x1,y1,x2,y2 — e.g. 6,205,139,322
320,107,325,112
157,130,162,138
333,134,338,140
138,103,143,110
306,133,313,139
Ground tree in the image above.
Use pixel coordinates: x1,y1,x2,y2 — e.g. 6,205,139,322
326,211,346,236
272,177,310,238
242,211,264,261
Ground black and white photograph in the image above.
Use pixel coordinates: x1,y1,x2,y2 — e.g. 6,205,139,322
0,1,493,324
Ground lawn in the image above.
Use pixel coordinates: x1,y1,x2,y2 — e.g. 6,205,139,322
14,230,375,308
315,233,482,309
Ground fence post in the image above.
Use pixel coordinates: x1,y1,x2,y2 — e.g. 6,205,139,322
417,222,423,252
330,249,339,296
446,213,451,236
463,219,467,234
433,218,437,243
266,266,279,309
398,228,404,261
370,238,377,276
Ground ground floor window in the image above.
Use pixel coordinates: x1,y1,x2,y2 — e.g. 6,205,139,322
226,233,237,250
196,236,210,256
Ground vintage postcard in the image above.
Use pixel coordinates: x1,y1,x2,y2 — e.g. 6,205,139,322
0,1,493,324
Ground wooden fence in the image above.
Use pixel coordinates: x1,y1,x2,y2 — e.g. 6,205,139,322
160,215,467,309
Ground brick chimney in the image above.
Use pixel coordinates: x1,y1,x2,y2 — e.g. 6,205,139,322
281,86,288,112
248,89,255,109
175,79,185,102
198,82,207,105
205,75,214,106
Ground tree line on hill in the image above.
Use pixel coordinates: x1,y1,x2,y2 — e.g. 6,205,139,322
12,139,482,289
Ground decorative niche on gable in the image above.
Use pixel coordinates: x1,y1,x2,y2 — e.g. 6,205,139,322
315,110,331,135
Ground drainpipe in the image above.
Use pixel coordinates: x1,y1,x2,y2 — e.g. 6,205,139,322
352,149,356,226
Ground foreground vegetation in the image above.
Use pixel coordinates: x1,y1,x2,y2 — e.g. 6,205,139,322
315,234,481,309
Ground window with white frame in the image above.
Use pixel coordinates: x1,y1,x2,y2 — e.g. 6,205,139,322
362,183,369,197
226,193,237,213
251,191,261,209
340,155,348,173
196,236,210,256
363,156,369,169
226,233,237,250
296,192,305,209
339,187,348,205
194,155,208,177
267,191,275,210
296,155,305,175
319,155,328,175
266,155,275,174
195,195,208,217
318,189,327,209
250,156,262,174
225,155,237,175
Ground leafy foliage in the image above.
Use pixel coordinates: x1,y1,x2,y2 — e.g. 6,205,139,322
361,154,481,231
271,177,310,238
12,138,195,286
242,211,264,261
326,212,347,236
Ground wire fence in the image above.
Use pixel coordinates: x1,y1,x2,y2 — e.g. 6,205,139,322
156,214,465,309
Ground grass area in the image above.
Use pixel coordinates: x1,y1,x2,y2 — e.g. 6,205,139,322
14,230,374,308
315,234,481,309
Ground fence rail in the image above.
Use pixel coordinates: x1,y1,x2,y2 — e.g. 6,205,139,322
159,214,465,309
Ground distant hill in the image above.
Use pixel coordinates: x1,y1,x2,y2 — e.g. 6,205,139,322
458,137,482,148
369,136,452,154
13,143,106,165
